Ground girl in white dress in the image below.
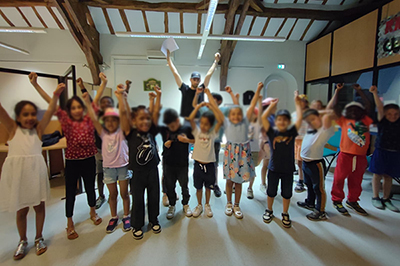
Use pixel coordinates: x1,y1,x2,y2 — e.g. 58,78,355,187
0,81,65,260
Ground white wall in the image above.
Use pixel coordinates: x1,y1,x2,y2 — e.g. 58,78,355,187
0,29,306,117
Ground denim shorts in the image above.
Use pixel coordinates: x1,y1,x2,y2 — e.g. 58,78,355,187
103,165,132,184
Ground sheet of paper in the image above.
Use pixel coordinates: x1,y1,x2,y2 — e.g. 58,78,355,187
161,37,179,56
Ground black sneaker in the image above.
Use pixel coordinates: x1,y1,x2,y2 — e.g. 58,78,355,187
306,210,327,221
262,209,274,224
214,185,222,198
132,229,143,240
281,213,292,228
333,201,350,216
106,217,118,233
297,201,315,211
345,201,368,216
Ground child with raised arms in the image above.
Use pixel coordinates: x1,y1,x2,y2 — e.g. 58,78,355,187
0,81,65,259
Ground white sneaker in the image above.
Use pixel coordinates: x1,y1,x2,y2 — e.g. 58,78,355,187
192,204,203,218
166,205,175,220
247,188,254,199
162,194,169,207
183,205,192,217
260,184,267,195
205,204,213,218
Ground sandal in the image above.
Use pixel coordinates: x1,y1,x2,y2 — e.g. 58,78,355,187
90,213,103,225
13,240,28,260
66,228,79,240
233,205,243,219
132,229,144,240
35,237,47,256
225,203,233,216
149,223,162,234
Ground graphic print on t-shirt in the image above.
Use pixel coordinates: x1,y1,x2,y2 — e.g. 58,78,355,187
273,136,293,149
347,121,368,147
199,132,211,147
136,133,155,166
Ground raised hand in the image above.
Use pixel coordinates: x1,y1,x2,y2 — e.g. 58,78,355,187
270,98,279,106
198,102,207,108
215,52,221,62
225,86,232,94
196,87,203,94
99,72,107,83
204,88,211,95
369,85,378,94
54,83,66,96
336,83,344,91
125,79,132,92
149,92,157,100
76,77,84,87
116,83,126,94
257,82,264,90
353,84,362,91
82,92,90,103
294,90,301,105
154,85,161,96
28,72,38,85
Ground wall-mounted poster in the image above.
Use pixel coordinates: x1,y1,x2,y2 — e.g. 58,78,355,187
378,12,400,58
143,78,161,91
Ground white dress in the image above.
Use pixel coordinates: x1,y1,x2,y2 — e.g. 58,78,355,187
0,127,49,212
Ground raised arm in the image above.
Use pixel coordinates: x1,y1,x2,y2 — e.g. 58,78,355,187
0,102,16,136
153,85,162,126
167,50,183,87
82,92,103,135
262,99,278,132
204,88,224,123
148,92,156,114
115,86,130,135
208,103,223,133
369,85,383,121
125,79,132,94
246,82,263,121
257,95,262,125
93,72,108,106
192,87,203,108
326,83,343,110
203,53,221,87
225,86,239,105
322,110,335,130
29,72,52,104
294,91,303,131
37,83,65,136
353,84,371,113
188,102,207,129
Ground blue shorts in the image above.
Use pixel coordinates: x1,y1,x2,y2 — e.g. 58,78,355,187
369,148,400,177
103,166,132,185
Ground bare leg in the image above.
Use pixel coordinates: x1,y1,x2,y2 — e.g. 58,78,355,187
16,207,29,241
107,183,118,217
372,174,382,198
261,159,269,185
205,188,211,204
226,180,233,203
67,217,74,232
298,161,304,182
283,198,290,213
196,189,203,205
249,178,254,190
90,207,97,217
97,173,105,198
119,180,131,216
267,196,274,211
234,183,242,205
33,202,45,239
382,175,393,199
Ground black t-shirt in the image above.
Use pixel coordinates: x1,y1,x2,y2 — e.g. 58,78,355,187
179,82,204,117
267,125,298,174
126,124,160,171
159,125,194,167
376,117,400,151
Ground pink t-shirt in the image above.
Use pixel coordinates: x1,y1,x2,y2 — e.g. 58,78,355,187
56,107,97,160
100,128,129,168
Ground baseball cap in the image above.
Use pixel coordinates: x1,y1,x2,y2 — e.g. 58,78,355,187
262,97,275,107
191,72,201,79
344,101,365,110
103,107,119,118
276,109,291,120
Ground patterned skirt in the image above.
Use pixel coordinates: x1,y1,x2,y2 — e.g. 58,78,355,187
223,141,256,183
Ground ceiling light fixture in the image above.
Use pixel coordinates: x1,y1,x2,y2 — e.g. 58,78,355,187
0,42,30,55
0,27,47,33
197,0,219,59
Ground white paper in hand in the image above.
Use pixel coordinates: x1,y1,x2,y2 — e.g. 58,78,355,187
161,37,179,56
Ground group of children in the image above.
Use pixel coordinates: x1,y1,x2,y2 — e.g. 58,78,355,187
0,66,399,260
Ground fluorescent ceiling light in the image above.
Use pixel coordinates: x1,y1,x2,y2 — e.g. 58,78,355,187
198,0,219,59
115,32,285,42
0,27,47,33
0,42,30,55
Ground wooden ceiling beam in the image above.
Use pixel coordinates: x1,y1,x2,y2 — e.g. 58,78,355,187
0,9,15,27
32,6,48,28
119,9,131,32
54,0,102,85
260,17,271,36
274,18,287,37
102,7,115,34
249,0,264,13
47,6,65,30
286,18,298,39
247,16,257,35
0,0,51,7
300,19,314,41
180,11,184,34
196,0,210,10
142,10,150,32
16,7,32,27
197,12,201,34
164,11,169,33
